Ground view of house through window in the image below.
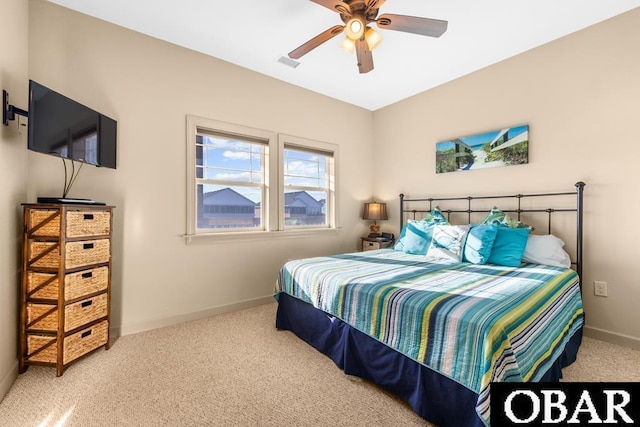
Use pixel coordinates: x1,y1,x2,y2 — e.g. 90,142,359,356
283,148,330,227
187,116,337,237
195,132,265,230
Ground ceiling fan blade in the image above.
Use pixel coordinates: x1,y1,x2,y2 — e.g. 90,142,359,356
376,13,448,37
310,0,352,16
355,38,374,74
288,25,345,59
365,0,386,13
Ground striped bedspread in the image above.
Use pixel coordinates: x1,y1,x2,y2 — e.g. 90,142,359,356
275,249,584,424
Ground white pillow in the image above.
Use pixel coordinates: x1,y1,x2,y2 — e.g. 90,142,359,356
426,224,471,262
522,234,571,268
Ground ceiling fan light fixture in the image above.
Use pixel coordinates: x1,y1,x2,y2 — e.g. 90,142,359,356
345,18,364,40
289,3,449,74
364,27,383,50
340,37,355,53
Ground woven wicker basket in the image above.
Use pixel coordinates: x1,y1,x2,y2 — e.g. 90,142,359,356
66,211,111,238
27,334,57,363
65,239,110,269
65,266,109,301
28,242,60,269
26,303,58,331
64,293,108,332
27,320,109,365
26,272,59,299
63,320,108,364
29,210,61,237
29,239,110,269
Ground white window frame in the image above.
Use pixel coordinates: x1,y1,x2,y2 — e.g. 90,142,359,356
185,117,339,242
278,134,338,231
186,115,277,238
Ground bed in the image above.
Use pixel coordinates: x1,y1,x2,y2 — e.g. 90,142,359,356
274,183,586,426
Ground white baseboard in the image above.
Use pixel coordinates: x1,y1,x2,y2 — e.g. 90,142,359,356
113,295,276,337
0,360,18,403
583,326,640,350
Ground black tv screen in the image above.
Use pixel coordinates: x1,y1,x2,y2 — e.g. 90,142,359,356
28,80,117,169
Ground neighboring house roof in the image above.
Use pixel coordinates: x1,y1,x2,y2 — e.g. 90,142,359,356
203,188,256,206
218,189,322,208
284,191,323,208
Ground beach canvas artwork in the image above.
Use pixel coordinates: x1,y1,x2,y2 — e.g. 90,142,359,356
436,125,529,174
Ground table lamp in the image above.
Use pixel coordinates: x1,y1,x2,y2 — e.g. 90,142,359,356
363,202,388,237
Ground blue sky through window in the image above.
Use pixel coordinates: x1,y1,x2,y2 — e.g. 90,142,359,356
196,136,329,204
284,148,326,189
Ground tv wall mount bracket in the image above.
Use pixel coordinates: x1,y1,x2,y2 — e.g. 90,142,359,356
2,89,29,126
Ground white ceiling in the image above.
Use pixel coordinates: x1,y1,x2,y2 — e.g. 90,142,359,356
47,0,640,111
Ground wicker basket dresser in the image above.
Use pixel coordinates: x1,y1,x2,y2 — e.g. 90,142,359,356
19,203,114,376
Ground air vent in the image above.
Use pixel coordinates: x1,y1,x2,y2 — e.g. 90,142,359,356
278,56,301,68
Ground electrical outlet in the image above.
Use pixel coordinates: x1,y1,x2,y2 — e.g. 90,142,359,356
594,281,608,297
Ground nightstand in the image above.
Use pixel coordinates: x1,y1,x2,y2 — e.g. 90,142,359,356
361,236,394,251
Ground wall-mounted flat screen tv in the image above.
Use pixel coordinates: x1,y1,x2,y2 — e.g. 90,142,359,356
28,80,117,169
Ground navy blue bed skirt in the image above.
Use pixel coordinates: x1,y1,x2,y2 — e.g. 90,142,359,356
275,292,583,427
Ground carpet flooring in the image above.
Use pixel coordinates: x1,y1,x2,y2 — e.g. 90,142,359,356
1,302,639,426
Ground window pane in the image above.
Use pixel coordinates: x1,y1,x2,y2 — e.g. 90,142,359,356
195,132,265,230
201,135,251,152
189,117,277,236
284,190,326,227
284,149,326,188
196,133,264,184
195,144,203,167
204,168,254,182
251,156,261,172
285,176,322,188
205,147,254,166
197,184,262,230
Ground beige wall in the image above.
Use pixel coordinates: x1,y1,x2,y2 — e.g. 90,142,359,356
373,8,640,347
28,0,374,335
0,0,28,399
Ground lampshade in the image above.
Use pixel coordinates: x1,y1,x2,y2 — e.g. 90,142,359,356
340,37,355,53
364,27,383,50
363,202,388,221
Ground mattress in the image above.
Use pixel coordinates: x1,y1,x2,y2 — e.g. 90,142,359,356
275,248,584,424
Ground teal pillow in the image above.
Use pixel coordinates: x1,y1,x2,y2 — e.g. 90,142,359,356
487,227,531,267
402,221,436,255
394,207,448,252
463,224,498,264
482,207,532,229
394,224,408,251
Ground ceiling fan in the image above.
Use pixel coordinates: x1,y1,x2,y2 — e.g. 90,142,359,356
288,0,448,74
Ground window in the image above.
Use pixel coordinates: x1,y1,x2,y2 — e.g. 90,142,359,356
186,117,337,239
282,142,333,229
279,134,337,230
187,116,276,235
195,133,264,230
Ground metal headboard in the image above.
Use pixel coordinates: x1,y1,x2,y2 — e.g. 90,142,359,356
399,182,585,280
